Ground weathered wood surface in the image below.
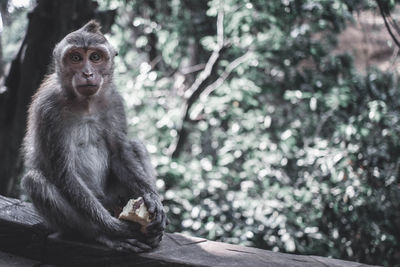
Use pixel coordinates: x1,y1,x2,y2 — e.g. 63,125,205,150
0,195,377,267
0,251,43,267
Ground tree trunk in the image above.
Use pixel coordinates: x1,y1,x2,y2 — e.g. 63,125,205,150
0,0,116,196
0,0,8,82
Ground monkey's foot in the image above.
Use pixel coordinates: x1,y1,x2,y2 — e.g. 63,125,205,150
96,236,152,253
145,232,163,248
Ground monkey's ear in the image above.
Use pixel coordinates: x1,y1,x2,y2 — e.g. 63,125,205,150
82,20,101,33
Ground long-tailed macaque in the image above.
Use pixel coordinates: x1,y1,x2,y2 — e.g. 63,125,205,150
22,21,166,252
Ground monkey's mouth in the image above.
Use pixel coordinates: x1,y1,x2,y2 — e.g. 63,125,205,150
78,84,98,88
77,84,99,96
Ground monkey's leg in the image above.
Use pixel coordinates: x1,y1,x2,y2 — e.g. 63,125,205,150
21,169,99,236
22,169,151,252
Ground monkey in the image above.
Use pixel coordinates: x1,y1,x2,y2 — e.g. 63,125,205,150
21,20,167,252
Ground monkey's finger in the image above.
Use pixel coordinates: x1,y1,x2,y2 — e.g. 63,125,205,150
118,243,145,253
147,230,164,239
160,210,167,226
125,238,152,251
147,233,162,242
116,244,143,253
147,224,162,234
147,201,157,215
146,227,163,236
143,194,157,215
158,209,167,229
126,221,142,231
146,224,164,235
147,213,167,234
147,212,163,231
146,235,163,248
99,237,146,253
162,211,168,227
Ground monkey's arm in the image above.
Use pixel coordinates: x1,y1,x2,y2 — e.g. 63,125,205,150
105,92,167,247
110,139,167,238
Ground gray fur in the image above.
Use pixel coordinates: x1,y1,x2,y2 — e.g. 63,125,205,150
22,22,166,252
82,20,102,33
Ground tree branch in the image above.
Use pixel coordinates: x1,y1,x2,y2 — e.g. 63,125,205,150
190,51,252,119
170,8,227,158
181,63,206,75
376,0,400,48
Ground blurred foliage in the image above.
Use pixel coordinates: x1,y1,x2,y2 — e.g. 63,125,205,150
3,0,400,266
1,2,30,63
104,0,400,266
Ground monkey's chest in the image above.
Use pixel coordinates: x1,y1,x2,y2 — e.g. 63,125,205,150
71,120,108,194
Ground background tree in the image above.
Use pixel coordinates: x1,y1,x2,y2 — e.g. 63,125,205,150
106,1,400,265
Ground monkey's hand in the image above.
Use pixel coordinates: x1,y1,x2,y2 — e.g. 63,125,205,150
115,218,163,250
142,192,167,247
115,218,143,237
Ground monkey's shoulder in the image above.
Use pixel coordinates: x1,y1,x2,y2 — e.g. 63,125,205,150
32,77,63,109
28,89,63,131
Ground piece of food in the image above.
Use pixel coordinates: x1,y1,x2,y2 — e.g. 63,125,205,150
118,197,152,233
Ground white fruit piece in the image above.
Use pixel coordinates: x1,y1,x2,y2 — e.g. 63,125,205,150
118,197,152,233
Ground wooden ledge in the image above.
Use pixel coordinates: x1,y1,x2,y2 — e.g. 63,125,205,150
0,195,376,267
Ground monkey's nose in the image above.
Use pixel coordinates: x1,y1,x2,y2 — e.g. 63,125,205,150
83,72,94,78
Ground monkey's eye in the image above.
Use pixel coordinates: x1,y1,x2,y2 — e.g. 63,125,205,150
89,52,102,62
69,53,82,63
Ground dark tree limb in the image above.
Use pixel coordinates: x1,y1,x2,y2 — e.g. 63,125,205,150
189,51,252,120
0,0,116,196
376,0,400,48
170,9,228,158
170,49,223,158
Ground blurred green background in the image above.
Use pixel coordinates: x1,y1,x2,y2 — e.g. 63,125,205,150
1,0,400,266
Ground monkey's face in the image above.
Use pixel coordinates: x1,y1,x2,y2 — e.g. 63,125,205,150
63,47,110,97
